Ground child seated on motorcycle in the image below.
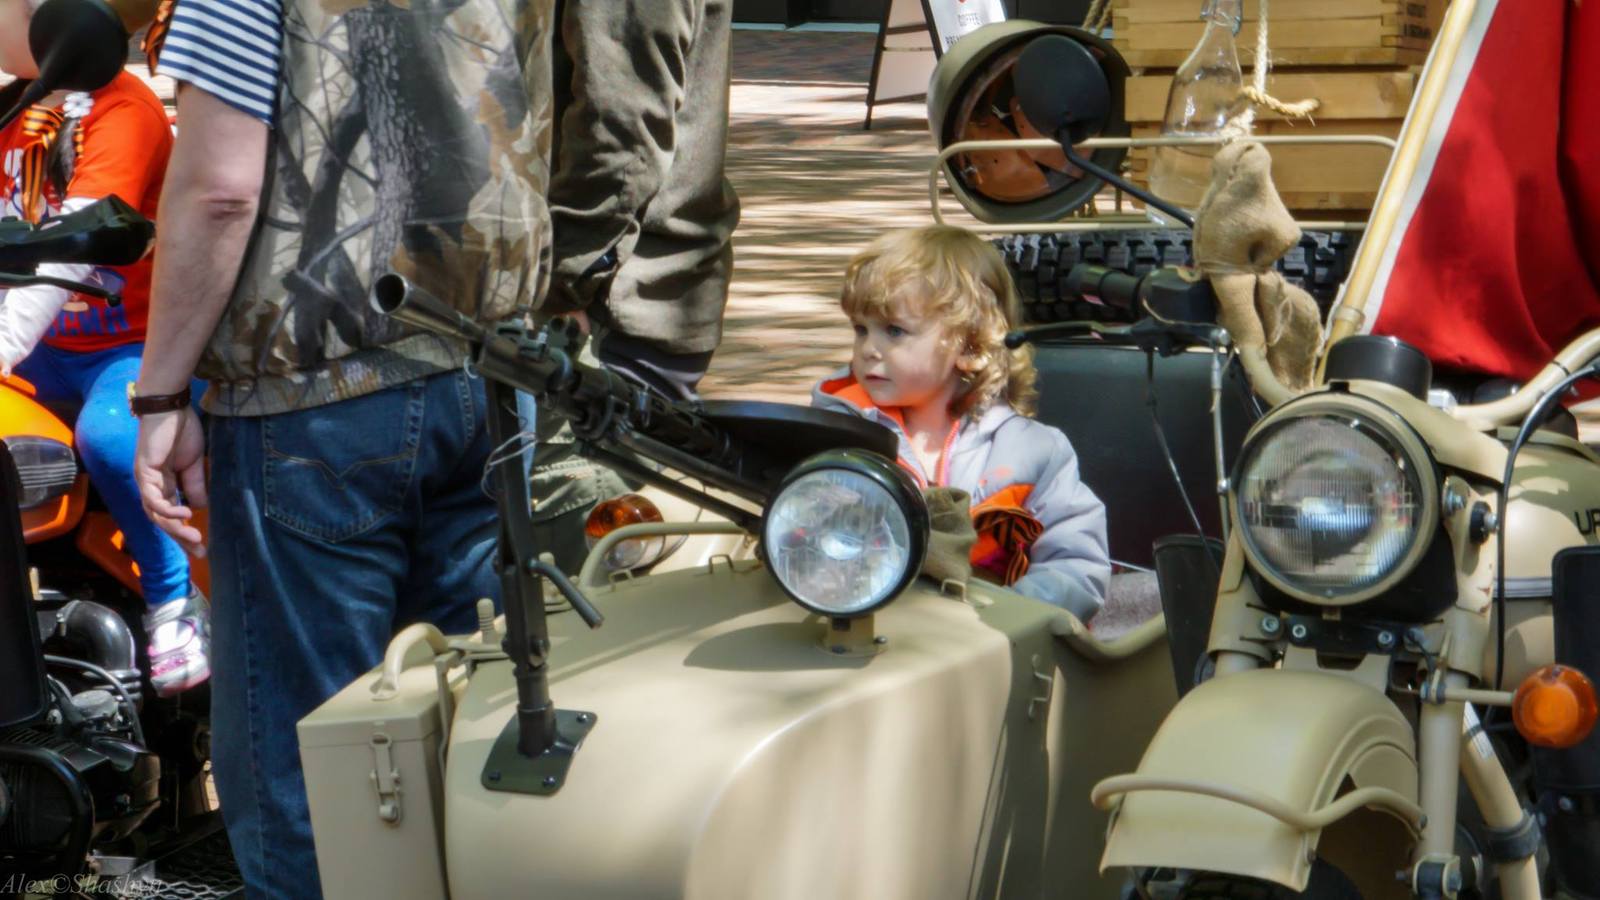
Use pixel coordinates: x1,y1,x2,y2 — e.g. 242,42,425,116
0,0,208,696
812,225,1111,620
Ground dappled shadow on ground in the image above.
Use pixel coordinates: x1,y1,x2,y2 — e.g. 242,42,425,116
707,31,981,403
730,30,876,84
710,146,976,401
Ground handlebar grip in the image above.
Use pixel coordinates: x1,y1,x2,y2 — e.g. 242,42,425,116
1065,264,1142,312
0,196,152,271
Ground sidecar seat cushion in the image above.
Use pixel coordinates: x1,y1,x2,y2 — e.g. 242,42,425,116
1092,570,1161,640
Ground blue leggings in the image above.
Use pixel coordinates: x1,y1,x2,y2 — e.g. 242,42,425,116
15,342,203,607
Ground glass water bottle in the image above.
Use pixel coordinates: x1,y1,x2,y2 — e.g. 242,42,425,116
1147,0,1248,225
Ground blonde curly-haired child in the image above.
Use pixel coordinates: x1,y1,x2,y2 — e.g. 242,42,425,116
812,225,1110,619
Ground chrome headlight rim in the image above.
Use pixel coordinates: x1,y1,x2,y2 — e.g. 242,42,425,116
1230,393,1441,607
761,449,929,619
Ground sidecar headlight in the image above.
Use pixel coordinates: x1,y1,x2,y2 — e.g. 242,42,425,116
1234,398,1438,605
3,437,77,510
762,450,928,618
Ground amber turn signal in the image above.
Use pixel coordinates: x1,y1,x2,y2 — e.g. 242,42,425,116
584,494,664,542
1512,665,1599,749
584,494,672,572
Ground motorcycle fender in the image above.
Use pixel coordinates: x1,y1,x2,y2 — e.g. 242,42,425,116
1100,668,1416,891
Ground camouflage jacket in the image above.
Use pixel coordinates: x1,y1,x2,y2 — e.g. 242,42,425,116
200,0,554,415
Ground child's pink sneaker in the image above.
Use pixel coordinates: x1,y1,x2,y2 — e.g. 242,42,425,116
144,588,211,697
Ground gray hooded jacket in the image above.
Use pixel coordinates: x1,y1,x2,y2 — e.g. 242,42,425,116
814,370,1111,621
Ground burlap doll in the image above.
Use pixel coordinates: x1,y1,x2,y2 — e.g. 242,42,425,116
1192,141,1324,392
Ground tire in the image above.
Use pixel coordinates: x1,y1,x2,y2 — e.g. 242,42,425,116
993,230,1359,326
1163,860,1364,900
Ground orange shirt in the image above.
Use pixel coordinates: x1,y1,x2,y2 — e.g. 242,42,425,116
0,71,172,352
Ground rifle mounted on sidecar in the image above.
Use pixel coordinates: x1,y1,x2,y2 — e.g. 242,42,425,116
372,273,924,782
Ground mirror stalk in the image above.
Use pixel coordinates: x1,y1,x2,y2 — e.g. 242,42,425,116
1060,142,1196,230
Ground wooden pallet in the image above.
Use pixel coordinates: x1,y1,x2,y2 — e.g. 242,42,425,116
1112,0,1440,24
1118,46,1430,67
1114,22,1433,67
1124,69,1419,122
1123,120,1402,211
1110,0,1445,68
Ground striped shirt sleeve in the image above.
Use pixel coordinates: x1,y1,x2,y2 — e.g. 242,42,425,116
153,0,283,126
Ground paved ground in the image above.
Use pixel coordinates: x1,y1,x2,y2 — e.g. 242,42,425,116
711,30,974,402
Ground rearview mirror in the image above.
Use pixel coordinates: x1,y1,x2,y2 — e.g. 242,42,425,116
927,21,1130,225
0,0,157,131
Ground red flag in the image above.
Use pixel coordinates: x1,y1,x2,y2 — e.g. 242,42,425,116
1354,0,1600,384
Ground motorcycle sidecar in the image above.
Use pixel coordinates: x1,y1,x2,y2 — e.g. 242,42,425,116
297,542,1175,900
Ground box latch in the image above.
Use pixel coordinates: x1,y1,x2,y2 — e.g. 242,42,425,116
369,732,403,824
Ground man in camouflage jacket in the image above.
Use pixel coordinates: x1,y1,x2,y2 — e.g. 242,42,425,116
132,0,553,894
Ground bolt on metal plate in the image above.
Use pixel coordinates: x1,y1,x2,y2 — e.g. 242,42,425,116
481,708,598,796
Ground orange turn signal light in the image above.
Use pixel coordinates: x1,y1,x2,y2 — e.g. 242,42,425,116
584,493,664,543
1512,665,1599,749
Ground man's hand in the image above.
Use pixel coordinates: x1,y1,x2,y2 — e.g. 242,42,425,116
135,407,208,555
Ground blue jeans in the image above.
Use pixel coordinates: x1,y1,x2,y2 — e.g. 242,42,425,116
14,342,203,606
207,371,509,899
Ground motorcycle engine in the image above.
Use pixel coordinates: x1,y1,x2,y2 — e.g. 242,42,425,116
0,600,161,878
0,722,161,876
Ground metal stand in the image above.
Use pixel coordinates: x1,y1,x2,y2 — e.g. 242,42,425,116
479,379,597,795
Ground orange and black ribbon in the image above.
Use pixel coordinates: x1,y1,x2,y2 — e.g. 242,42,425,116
15,105,66,223
142,0,177,76
969,487,1045,587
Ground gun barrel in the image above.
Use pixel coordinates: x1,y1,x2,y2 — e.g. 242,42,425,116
370,274,488,343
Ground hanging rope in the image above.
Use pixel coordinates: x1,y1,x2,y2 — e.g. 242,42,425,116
1230,0,1319,133
1083,0,1113,34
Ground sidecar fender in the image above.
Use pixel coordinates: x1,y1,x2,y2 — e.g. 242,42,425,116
1097,668,1418,891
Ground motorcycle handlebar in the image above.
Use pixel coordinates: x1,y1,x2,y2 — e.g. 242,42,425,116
1063,263,1142,310
1004,263,1223,350
1454,327,1600,429
0,195,153,273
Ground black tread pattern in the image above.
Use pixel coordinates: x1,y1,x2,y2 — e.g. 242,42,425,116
1176,860,1363,900
994,230,1358,325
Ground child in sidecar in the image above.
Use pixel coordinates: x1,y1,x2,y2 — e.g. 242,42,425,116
0,0,207,696
813,224,1111,621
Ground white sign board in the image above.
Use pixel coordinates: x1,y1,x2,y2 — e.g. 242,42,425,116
865,0,1009,128
925,0,1009,52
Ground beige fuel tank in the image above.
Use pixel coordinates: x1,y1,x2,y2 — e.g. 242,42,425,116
1502,435,1600,584
1485,434,1600,682
444,565,1061,900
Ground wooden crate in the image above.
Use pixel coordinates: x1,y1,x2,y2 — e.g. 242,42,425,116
1108,0,1442,214
1110,0,1445,68
1124,120,1404,212
1114,0,1439,24
1124,69,1418,123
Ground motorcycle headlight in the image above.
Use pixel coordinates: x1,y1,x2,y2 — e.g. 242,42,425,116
762,450,928,618
1233,397,1439,605
3,437,77,510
